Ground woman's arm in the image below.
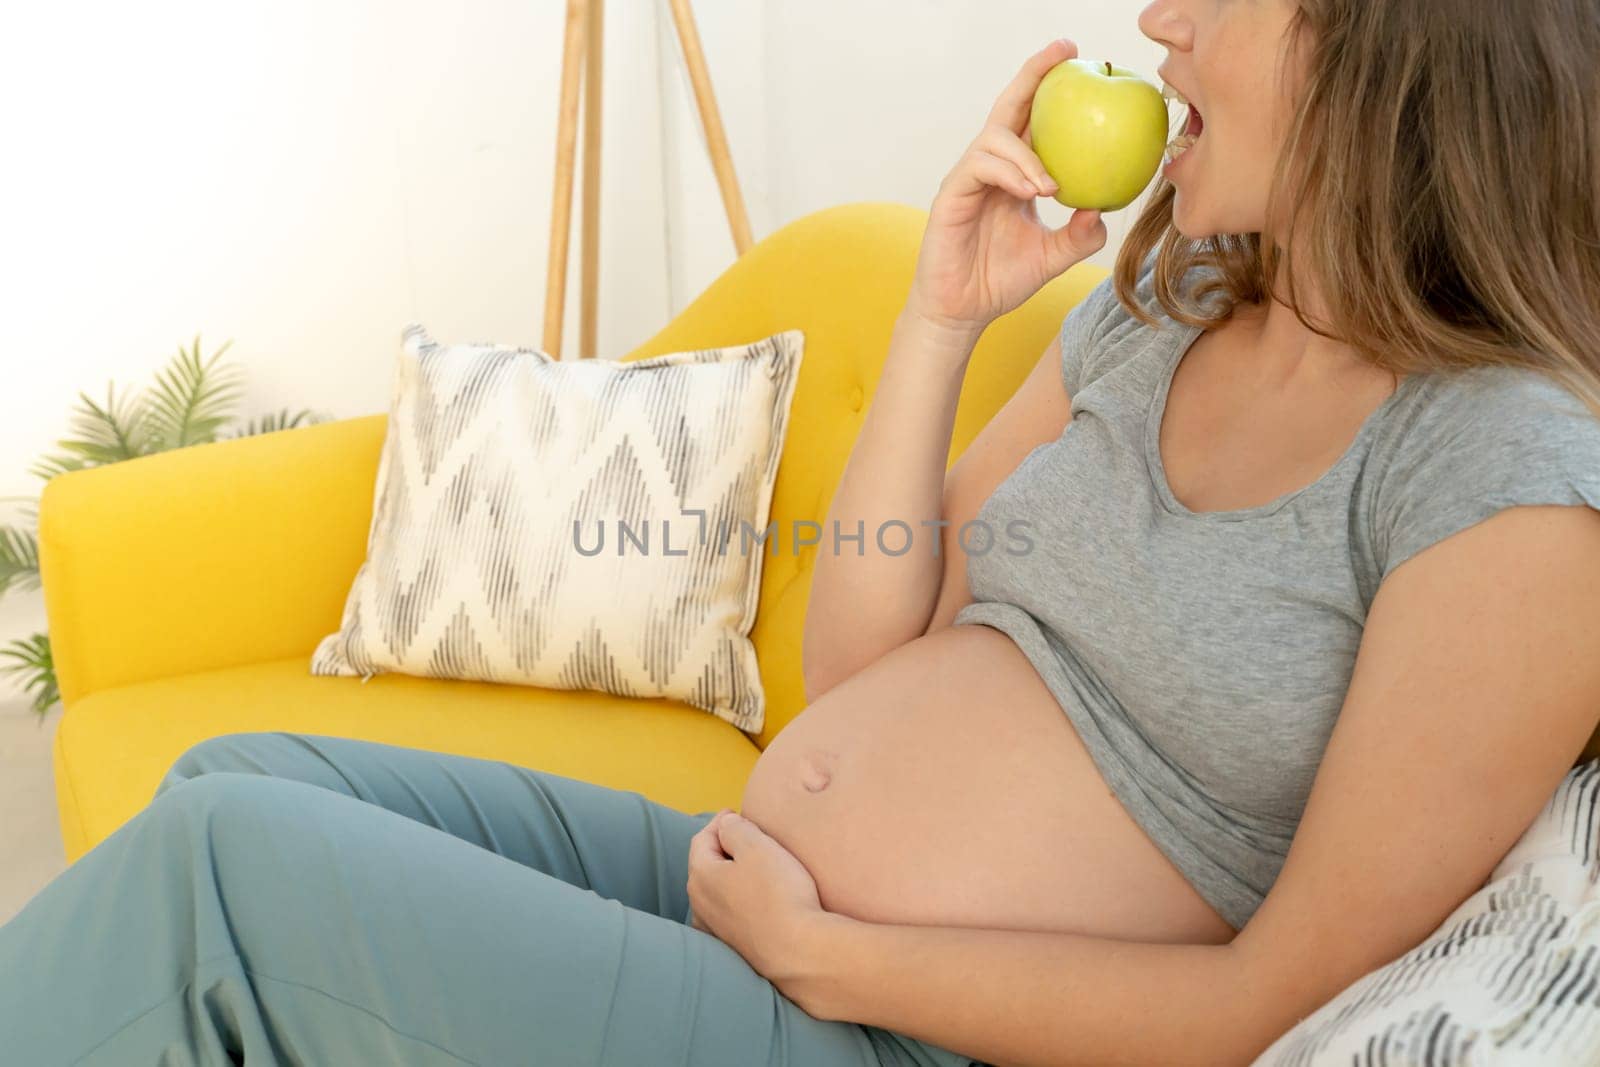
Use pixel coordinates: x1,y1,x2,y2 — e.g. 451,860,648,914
787,502,1600,1067
799,307,983,700
921,330,1073,637
801,37,1106,701
802,324,1072,700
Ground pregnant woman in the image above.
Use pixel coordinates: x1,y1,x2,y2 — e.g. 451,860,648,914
7,2,1600,1065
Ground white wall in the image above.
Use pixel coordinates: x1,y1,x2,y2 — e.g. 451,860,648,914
0,0,1165,674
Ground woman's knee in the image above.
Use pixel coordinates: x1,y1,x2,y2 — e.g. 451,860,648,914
141,773,326,909
156,731,288,798
147,770,298,837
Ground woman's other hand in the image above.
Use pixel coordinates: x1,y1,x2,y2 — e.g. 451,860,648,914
909,38,1109,336
686,809,830,1001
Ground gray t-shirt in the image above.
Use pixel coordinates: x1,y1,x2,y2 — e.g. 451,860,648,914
951,252,1600,931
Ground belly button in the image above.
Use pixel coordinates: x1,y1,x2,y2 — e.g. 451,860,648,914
800,751,835,792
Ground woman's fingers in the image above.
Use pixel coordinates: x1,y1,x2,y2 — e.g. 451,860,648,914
942,134,1044,200
977,125,1057,197
689,819,730,864
979,150,1043,199
986,38,1076,135
970,150,1042,200
1042,208,1107,276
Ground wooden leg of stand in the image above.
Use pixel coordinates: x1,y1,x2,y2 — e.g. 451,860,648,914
543,0,589,359
579,0,604,360
666,0,754,256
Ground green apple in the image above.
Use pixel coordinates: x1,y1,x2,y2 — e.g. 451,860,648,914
1029,58,1171,211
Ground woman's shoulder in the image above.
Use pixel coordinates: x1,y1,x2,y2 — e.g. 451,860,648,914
1061,246,1197,396
1365,361,1600,582
1385,360,1600,454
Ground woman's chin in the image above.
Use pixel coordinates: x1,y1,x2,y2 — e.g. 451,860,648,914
1169,189,1227,241
1171,204,1206,241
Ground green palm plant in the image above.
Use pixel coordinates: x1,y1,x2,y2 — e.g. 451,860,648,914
0,336,332,722
0,501,39,600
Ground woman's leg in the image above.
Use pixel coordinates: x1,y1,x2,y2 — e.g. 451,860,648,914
193,732,982,1067
157,731,713,923
4,733,983,1066
0,769,909,1065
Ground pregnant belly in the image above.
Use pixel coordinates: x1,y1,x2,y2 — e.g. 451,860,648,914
740,622,1236,945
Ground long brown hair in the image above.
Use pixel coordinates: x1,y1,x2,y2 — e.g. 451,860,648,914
1115,0,1600,415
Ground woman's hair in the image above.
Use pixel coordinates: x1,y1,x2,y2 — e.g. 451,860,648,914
1115,0,1600,415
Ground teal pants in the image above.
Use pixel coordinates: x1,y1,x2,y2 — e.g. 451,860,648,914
0,732,982,1066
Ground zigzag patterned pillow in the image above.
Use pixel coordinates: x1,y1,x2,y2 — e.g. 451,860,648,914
310,323,804,733
1254,759,1600,1066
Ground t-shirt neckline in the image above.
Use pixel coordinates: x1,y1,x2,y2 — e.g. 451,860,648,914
1144,322,1420,523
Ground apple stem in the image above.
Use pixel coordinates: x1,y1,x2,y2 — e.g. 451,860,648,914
1103,61,1112,76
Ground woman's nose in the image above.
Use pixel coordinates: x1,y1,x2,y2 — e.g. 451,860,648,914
1138,0,1193,49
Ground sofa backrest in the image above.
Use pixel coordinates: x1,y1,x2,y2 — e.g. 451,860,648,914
618,201,1107,749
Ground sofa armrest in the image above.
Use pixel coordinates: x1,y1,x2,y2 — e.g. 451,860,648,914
39,414,388,706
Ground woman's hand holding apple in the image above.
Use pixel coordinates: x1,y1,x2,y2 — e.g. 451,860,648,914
906,38,1109,338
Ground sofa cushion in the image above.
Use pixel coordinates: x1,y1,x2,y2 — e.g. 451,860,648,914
53,657,760,860
311,324,805,735
1253,759,1600,1065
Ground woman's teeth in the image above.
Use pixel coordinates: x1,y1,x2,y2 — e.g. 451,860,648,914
1167,130,1200,159
1165,98,1202,165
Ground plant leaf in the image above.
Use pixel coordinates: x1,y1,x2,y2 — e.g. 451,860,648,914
0,526,40,596
0,496,39,524
225,408,332,439
30,382,155,479
142,335,246,451
0,632,59,718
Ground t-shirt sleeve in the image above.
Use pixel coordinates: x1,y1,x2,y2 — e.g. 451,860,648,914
1060,248,1151,396
1374,366,1600,583
1059,271,1119,397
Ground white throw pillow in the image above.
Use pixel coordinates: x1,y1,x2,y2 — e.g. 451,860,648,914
1253,759,1600,1066
310,323,805,733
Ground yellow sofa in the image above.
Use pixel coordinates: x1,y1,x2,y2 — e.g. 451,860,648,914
40,200,1106,862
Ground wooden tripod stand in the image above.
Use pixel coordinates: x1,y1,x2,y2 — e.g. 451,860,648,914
543,0,755,360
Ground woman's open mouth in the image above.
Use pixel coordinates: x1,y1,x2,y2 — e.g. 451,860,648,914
1164,83,1203,167
1167,102,1203,165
